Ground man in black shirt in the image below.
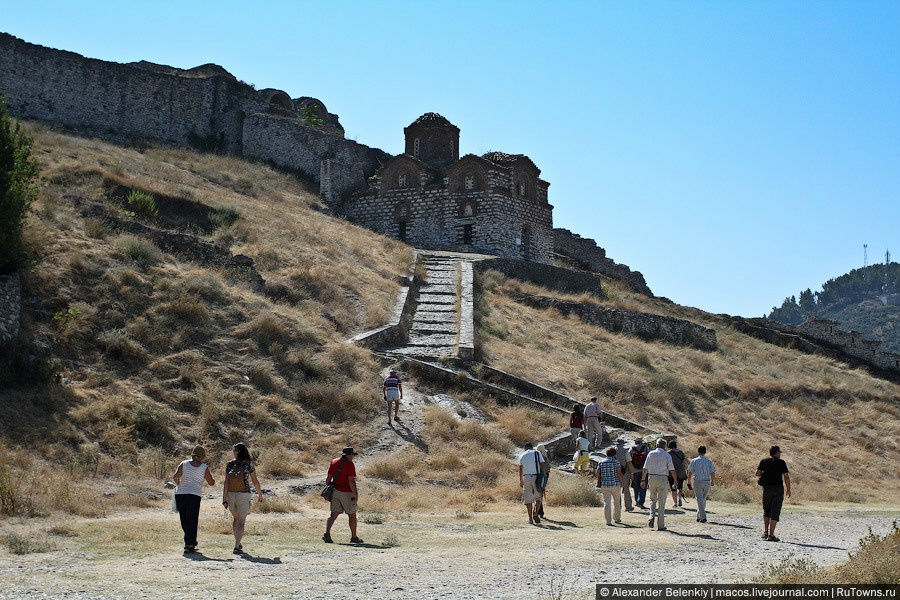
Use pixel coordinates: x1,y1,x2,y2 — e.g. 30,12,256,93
755,445,791,542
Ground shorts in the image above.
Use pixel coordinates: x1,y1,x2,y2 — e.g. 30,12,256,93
668,476,684,491
762,485,784,521
385,387,400,402
225,491,252,517
522,474,539,504
331,489,358,514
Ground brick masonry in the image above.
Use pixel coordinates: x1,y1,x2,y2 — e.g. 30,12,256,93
0,272,21,345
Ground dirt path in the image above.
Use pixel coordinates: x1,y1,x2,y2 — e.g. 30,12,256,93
1,502,896,599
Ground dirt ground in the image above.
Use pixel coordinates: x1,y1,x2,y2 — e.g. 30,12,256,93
0,499,896,599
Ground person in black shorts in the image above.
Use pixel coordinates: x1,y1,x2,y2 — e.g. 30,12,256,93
755,445,791,542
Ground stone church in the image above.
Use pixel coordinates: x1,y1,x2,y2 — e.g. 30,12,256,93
345,113,554,262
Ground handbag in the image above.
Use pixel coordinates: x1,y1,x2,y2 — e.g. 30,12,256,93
321,457,346,501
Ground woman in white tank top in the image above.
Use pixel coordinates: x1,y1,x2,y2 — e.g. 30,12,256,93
172,445,215,553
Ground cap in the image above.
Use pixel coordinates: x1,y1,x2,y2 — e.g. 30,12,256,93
342,447,357,456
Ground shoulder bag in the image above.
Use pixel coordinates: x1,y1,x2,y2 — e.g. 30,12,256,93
321,457,346,501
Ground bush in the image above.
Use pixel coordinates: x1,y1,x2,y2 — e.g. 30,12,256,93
97,329,149,366
210,204,241,230
546,474,601,507
117,236,161,266
0,98,39,273
126,189,158,217
2,532,55,555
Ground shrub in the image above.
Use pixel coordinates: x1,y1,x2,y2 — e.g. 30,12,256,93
129,400,172,445
117,236,161,266
546,474,601,507
2,532,55,555
365,449,421,484
126,189,158,217
0,99,39,273
210,204,241,229
247,359,280,393
97,329,149,366
83,218,111,239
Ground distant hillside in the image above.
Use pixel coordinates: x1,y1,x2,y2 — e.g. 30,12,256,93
768,263,900,353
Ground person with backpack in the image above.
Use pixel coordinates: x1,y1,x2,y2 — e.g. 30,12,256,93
614,437,635,512
171,445,215,554
630,437,649,509
383,369,403,424
668,440,689,507
323,447,364,544
756,445,791,542
569,404,584,445
223,442,264,555
519,442,546,525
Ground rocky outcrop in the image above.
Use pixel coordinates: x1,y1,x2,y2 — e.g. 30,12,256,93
513,293,717,351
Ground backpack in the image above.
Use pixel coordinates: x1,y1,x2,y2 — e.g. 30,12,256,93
670,449,687,478
631,445,647,469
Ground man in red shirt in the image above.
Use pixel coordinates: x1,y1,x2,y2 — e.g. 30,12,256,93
323,447,363,544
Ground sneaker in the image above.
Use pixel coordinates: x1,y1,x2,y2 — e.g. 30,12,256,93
648,518,655,528
350,536,364,544
322,532,333,543
761,533,769,540
658,527,668,531
614,519,622,524
394,415,400,421
533,516,541,524
767,536,780,542
233,547,243,555
700,519,707,523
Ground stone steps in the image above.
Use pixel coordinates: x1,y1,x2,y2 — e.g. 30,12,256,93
402,257,461,359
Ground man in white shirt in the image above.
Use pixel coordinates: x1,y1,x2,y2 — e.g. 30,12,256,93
519,442,546,525
641,438,676,530
583,397,604,450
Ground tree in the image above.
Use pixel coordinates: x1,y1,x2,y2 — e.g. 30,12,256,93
299,104,324,128
0,98,38,273
798,288,816,315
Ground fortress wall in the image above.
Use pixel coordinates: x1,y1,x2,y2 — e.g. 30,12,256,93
553,227,652,296
0,33,387,207
0,33,255,151
797,319,900,372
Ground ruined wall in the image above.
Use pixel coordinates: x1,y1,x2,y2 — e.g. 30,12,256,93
796,319,900,372
512,293,717,351
0,273,21,345
0,32,385,205
477,258,606,295
553,228,652,296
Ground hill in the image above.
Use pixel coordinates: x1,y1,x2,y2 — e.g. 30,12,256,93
768,263,900,353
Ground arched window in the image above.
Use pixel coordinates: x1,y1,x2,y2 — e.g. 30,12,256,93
517,181,527,198
463,203,474,217
413,138,420,157
398,173,408,188
464,175,475,191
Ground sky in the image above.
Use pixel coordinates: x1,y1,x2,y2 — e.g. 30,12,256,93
3,1,898,316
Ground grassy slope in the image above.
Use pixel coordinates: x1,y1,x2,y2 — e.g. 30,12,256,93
0,123,412,516
477,271,900,503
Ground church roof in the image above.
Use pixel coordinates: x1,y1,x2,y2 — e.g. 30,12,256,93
482,151,540,174
408,112,457,128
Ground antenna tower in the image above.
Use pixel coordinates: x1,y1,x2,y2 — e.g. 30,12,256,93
864,244,868,268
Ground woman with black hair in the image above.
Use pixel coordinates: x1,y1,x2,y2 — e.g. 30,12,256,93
223,442,264,554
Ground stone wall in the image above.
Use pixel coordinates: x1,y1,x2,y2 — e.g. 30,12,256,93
476,258,606,296
512,293,717,351
796,319,900,373
0,273,21,345
553,228,652,296
721,315,900,380
0,32,384,204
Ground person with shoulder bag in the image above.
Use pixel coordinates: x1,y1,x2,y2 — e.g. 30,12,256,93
222,442,264,555
323,447,364,544
535,444,550,519
172,445,215,553
668,440,689,507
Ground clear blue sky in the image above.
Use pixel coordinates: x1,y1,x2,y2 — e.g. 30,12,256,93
4,1,899,316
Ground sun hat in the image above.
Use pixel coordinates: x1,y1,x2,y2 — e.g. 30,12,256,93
342,447,358,456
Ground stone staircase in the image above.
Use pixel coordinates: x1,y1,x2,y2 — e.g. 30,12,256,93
392,255,461,360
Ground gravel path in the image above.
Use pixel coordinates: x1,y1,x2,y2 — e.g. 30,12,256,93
0,505,895,599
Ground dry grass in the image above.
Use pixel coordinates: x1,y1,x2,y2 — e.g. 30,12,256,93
0,123,411,517
477,271,900,502
759,521,899,584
